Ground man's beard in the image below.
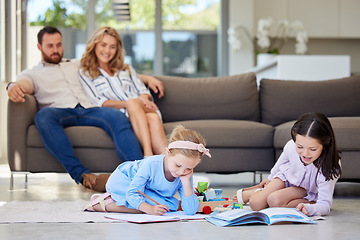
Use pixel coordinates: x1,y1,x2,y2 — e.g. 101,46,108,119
42,51,63,64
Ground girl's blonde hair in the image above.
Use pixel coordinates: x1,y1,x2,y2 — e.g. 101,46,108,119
168,125,207,159
80,26,130,79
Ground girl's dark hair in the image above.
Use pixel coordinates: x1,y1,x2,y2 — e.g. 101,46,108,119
37,26,62,45
291,112,341,181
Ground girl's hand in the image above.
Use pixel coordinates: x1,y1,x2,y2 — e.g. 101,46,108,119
232,193,238,202
139,202,169,216
152,204,169,216
258,178,270,188
296,203,308,215
179,169,193,182
179,169,195,198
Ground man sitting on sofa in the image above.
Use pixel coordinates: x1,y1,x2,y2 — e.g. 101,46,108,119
7,26,164,192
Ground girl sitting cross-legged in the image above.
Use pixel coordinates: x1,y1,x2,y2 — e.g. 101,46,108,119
233,112,342,217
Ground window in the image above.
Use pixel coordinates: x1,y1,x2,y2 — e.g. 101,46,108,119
120,31,155,74
162,31,217,77
26,0,221,77
160,0,220,76
118,0,220,77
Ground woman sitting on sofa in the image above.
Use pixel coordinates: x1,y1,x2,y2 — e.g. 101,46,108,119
79,26,167,157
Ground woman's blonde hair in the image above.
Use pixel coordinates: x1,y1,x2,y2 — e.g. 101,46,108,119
80,26,130,79
168,125,207,159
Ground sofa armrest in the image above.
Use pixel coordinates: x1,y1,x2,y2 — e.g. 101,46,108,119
7,94,38,172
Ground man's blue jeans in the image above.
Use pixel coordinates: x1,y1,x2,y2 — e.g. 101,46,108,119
34,105,143,184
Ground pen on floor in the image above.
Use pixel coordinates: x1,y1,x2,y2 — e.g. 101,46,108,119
137,190,160,205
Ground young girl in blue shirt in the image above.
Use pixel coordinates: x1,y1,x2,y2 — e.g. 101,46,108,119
84,125,211,215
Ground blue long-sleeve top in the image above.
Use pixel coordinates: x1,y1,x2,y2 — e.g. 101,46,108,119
106,155,200,215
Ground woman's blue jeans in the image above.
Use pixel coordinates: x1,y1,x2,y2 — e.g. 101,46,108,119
34,105,143,183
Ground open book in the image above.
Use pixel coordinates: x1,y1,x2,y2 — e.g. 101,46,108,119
206,207,316,227
105,211,205,224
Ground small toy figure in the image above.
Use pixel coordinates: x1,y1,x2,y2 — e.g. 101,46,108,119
196,182,233,214
213,205,233,214
233,202,243,209
197,182,208,193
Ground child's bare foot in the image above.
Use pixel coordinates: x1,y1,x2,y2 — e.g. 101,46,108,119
235,187,263,204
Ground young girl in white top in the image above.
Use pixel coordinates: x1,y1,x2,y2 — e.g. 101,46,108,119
79,26,167,156
233,112,342,216
84,125,211,215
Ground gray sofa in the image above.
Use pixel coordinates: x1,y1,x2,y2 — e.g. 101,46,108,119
7,72,360,182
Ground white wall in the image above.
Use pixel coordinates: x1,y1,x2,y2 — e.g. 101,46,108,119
228,0,360,76
228,0,255,76
0,81,8,164
27,26,42,69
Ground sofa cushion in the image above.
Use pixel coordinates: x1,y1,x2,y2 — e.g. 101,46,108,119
154,72,260,122
163,120,274,148
27,125,115,148
260,75,360,126
274,117,360,151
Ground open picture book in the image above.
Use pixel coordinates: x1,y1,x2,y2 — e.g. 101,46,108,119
205,207,316,227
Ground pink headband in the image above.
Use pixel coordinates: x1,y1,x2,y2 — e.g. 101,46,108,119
168,141,211,158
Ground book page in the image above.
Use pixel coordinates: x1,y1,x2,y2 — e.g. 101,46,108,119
105,211,205,223
260,207,316,225
164,211,205,220
206,209,269,226
210,209,266,221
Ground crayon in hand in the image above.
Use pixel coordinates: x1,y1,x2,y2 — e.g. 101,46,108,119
137,190,160,205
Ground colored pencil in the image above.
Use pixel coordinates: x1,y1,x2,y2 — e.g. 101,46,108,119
137,190,160,205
